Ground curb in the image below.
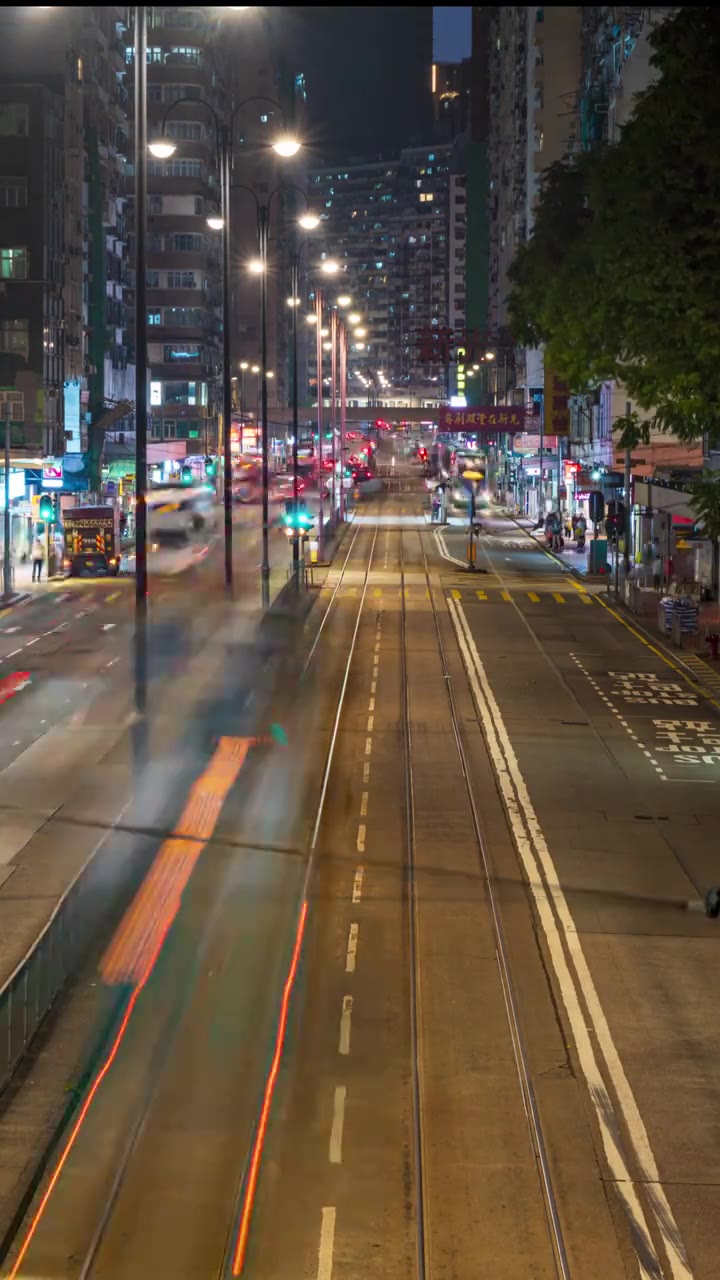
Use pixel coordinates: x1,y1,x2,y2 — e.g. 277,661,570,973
505,512,720,698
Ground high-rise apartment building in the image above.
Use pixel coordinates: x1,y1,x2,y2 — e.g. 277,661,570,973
130,6,225,455
0,6,133,478
309,143,465,407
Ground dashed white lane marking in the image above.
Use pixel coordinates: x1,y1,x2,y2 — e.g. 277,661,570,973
367,715,374,732
3,626,20,634
362,761,370,783
356,824,366,853
317,1206,336,1280
345,922,359,972
352,867,364,903
339,996,353,1055
360,791,368,816
370,680,377,695
570,653,668,781
364,738,372,756
368,697,375,712
101,623,116,631
24,637,39,646
6,648,22,658
329,1086,347,1164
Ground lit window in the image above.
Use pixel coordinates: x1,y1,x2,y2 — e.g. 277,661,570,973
0,318,29,358
148,310,162,326
0,248,27,279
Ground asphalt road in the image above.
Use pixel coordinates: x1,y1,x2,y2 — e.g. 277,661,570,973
2,453,718,1280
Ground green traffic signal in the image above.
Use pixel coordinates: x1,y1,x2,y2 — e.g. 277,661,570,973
39,494,54,521
181,465,193,484
204,456,217,478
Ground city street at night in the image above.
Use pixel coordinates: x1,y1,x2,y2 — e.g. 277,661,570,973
1,5,720,1279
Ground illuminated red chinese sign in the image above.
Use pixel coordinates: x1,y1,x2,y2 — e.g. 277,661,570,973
439,405,526,432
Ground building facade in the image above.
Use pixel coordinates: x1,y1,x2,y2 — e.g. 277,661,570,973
309,143,465,407
0,6,134,485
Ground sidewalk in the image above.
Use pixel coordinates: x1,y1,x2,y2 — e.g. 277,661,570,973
510,514,620,581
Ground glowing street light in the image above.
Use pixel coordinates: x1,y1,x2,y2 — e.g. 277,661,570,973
337,294,352,306
348,313,361,325
298,212,320,230
148,138,176,159
320,259,340,275
206,210,225,231
272,135,302,158
248,258,265,274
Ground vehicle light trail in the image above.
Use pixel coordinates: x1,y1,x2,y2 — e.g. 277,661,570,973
7,736,251,1276
230,898,308,1276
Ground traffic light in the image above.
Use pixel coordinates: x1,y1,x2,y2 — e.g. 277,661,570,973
204,455,217,479
39,494,55,522
605,500,625,540
588,491,605,524
283,498,314,533
181,465,193,485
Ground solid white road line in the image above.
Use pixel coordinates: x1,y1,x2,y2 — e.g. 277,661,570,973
317,1207,336,1280
448,598,692,1280
339,996,352,1055
352,867,364,903
434,527,467,568
345,923,359,972
329,1087,346,1164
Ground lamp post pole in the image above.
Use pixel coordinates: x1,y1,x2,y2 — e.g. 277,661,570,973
316,288,324,562
133,3,148,722
3,399,11,604
290,257,300,583
220,124,233,590
339,320,347,523
330,307,338,528
259,203,271,607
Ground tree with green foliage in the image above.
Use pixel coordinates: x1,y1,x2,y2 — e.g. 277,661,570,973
689,473,720,599
508,7,720,444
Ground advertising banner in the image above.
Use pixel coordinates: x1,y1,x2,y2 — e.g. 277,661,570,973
439,405,527,433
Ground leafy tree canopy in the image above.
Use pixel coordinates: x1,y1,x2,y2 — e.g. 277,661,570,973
507,7,720,444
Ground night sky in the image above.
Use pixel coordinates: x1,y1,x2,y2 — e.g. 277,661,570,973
290,6,434,163
433,5,472,61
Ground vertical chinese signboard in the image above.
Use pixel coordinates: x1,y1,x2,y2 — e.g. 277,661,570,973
544,367,570,436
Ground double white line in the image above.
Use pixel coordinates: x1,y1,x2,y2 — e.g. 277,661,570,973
447,596,692,1280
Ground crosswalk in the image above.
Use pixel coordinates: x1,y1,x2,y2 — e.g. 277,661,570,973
319,583,594,605
676,652,720,701
448,586,593,605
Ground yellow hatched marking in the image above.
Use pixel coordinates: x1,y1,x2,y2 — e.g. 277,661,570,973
501,589,512,602
475,590,488,601
552,592,566,604
373,587,382,597
451,589,462,601
528,592,540,603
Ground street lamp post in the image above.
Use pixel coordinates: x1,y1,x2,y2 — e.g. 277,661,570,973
316,288,324,562
133,3,148,723
289,258,301,582
150,96,301,595
3,399,11,604
330,307,338,528
339,320,347,523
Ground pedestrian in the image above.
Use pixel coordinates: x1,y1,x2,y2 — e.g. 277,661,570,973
31,535,45,583
653,548,663,591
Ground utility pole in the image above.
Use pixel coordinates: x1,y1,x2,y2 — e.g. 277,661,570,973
133,3,148,728
3,399,11,603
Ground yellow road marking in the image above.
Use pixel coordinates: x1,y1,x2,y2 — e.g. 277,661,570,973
105,592,120,602
595,594,720,711
373,587,382,597
528,592,540,603
579,593,592,604
451,589,462,600
501,590,512,601
476,590,488,601
553,592,566,604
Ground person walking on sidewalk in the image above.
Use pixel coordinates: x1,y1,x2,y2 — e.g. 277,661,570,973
31,536,45,582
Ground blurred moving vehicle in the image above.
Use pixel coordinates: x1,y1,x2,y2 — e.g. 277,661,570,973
147,485,218,538
63,505,120,577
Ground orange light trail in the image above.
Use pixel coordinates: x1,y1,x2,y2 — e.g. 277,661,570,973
231,897,309,1276
8,737,250,1277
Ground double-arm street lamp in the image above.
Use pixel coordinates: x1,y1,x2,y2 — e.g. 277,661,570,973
149,97,300,594
240,189,322,606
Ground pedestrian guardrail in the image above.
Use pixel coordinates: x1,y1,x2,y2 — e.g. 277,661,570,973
0,816,150,1095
